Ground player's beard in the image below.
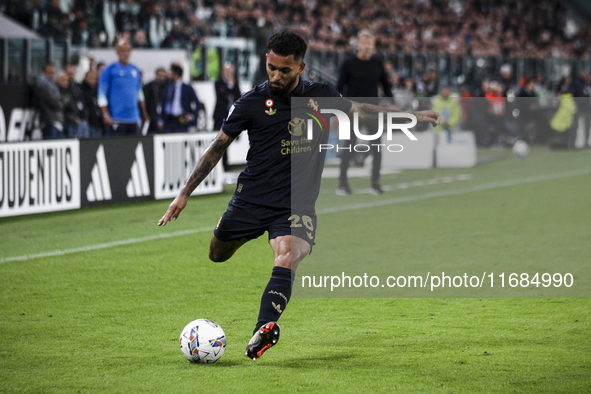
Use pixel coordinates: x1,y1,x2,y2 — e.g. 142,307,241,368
267,75,298,98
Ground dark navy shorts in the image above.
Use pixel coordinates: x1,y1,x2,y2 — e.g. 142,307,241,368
213,197,317,248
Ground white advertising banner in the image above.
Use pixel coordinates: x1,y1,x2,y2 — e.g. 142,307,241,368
0,140,81,217
153,133,224,199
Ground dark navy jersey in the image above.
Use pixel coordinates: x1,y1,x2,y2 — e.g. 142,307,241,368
222,79,352,211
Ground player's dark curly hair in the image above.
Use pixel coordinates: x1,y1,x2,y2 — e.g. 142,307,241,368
267,31,307,61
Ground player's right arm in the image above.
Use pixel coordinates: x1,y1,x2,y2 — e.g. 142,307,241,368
158,130,233,226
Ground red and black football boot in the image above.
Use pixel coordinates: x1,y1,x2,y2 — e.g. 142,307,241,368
245,322,280,360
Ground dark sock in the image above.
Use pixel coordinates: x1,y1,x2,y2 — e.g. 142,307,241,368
254,266,295,334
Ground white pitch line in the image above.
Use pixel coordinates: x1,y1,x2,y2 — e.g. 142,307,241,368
2,167,590,264
0,227,214,264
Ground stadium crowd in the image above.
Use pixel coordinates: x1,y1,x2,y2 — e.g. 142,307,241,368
3,0,591,59
31,54,591,150
3,0,591,147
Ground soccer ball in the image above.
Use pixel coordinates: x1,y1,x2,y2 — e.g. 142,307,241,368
179,319,226,363
512,140,530,160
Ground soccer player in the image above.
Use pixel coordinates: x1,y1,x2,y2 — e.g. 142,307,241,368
158,31,440,360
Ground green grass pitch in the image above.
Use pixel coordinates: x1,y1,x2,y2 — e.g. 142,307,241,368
1,147,590,393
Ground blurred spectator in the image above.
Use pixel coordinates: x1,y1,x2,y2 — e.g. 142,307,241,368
550,83,578,149
394,78,417,106
3,0,44,30
146,2,168,48
469,80,497,146
81,70,104,138
190,38,220,81
485,81,509,144
474,79,490,98
56,71,80,138
165,1,189,25
210,4,235,37
71,17,90,46
557,76,574,97
143,67,168,133
389,72,402,96
485,81,506,114
115,0,141,35
573,70,591,148
213,62,241,131
214,62,242,170
573,70,591,98
420,64,439,97
132,29,150,48
459,88,474,127
395,77,432,131
515,78,541,143
516,79,538,98
35,63,65,139
159,64,200,133
533,73,548,97
38,10,69,41
498,64,515,96
432,86,462,142
97,62,106,77
65,63,89,138
162,19,193,49
98,39,149,136
4,0,590,57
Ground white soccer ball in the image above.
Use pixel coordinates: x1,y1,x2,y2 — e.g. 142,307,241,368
179,319,226,363
512,140,529,160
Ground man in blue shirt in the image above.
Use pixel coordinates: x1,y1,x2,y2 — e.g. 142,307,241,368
98,39,149,136
158,31,440,361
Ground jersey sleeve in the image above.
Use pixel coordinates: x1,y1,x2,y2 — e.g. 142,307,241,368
221,96,251,138
325,84,353,113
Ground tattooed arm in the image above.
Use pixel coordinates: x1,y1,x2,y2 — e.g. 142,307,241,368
349,101,441,127
158,130,233,226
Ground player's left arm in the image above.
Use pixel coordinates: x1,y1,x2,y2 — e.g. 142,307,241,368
348,101,441,127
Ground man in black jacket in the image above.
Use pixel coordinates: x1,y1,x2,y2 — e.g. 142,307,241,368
57,71,80,138
336,30,392,195
143,67,168,133
81,70,104,138
35,63,65,139
213,62,242,131
214,62,241,170
65,63,88,137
